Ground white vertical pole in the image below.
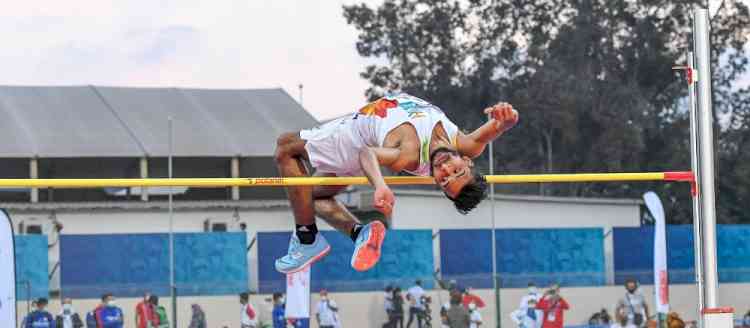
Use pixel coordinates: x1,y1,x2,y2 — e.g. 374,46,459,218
686,51,706,323
488,113,500,328
140,157,149,201
693,5,719,308
231,157,240,200
29,158,38,203
168,117,177,327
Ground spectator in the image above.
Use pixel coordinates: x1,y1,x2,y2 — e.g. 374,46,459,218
272,293,286,328
536,284,569,328
510,298,538,328
316,289,340,328
462,287,485,310
149,296,168,328
468,303,482,328
188,304,207,328
98,294,124,328
136,292,157,328
85,299,102,328
390,287,406,328
743,310,750,328
442,289,470,328
384,285,394,326
520,282,543,328
406,280,426,328
240,292,258,328
587,308,611,326
56,298,84,328
616,279,649,328
25,297,55,328
667,312,685,328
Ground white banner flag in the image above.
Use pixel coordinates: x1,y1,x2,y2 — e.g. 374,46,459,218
285,265,310,318
644,192,669,314
0,210,17,328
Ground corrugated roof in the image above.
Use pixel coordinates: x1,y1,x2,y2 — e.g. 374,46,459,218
0,86,317,158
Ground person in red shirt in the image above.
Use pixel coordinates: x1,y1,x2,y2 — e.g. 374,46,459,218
135,292,158,328
461,287,486,309
536,284,569,328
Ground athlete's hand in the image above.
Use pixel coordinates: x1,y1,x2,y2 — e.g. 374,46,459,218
484,102,518,133
373,186,395,218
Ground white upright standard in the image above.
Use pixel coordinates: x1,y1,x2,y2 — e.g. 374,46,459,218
0,210,17,328
691,5,734,328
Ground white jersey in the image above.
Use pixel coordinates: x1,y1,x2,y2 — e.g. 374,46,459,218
470,310,483,328
316,299,339,326
406,285,426,309
300,93,460,176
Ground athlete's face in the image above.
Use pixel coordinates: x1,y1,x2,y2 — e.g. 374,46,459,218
430,148,474,198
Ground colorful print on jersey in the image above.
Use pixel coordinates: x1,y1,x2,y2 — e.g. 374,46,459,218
358,98,398,118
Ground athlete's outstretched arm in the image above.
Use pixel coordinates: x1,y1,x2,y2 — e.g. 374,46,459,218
359,147,400,217
456,102,518,158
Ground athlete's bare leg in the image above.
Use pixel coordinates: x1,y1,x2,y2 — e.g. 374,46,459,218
274,132,315,226
312,176,360,236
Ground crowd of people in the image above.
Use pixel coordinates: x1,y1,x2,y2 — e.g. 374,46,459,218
22,278,750,328
510,279,694,328
21,292,205,328
382,279,484,328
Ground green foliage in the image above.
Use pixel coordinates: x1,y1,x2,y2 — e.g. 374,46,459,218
344,0,750,223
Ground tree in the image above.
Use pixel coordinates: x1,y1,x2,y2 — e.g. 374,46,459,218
343,0,750,223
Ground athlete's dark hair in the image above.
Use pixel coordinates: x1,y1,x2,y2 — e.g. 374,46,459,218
447,172,488,215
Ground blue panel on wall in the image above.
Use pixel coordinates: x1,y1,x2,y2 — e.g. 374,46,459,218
439,230,493,288
495,228,606,288
614,226,696,284
61,233,247,298
15,235,49,300
174,233,248,295
716,225,750,282
257,230,434,293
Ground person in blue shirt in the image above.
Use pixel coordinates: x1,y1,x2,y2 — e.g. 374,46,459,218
272,293,286,328
26,298,55,328
99,294,124,328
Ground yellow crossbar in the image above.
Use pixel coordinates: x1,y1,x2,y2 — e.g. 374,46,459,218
0,172,693,188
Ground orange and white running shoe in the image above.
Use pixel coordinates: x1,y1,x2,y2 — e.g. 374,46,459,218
350,221,386,272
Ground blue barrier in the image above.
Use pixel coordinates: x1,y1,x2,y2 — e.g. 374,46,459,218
15,234,49,300
440,228,606,288
613,225,750,284
60,232,247,298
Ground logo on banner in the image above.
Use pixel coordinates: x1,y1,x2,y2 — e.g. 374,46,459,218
658,270,669,305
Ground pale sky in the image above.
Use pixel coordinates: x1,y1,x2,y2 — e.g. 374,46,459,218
0,1,744,121
0,0,381,121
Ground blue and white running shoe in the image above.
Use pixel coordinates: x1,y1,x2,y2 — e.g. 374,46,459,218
275,232,331,273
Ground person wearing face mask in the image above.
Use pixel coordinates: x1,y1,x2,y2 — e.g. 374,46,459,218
519,283,543,328
136,292,158,328
316,289,340,328
25,298,55,328
536,284,569,328
511,299,538,328
56,298,84,328
616,278,649,328
98,294,124,328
